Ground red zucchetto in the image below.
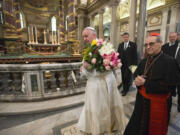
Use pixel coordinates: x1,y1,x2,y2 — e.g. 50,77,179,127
149,32,160,36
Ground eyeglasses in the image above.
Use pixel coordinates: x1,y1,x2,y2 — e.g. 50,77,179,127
144,42,156,47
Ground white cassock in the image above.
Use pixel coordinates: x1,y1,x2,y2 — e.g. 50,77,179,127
77,67,127,135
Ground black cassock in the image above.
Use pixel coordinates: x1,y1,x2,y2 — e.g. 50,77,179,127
123,52,180,135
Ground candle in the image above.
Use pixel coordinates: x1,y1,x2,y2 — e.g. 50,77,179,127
52,31,54,44
31,26,34,43
58,29,60,44
28,26,31,43
35,26,38,44
55,31,57,44
44,30,47,44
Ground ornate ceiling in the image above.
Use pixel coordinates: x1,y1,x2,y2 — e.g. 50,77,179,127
20,0,58,12
20,0,59,25
27,0,49,8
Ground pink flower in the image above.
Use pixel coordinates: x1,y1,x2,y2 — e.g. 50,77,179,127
105,65,111,70
103,59,110,66
91,58,96,64
97,38,103,46
115,52,119,57
117,63,122,68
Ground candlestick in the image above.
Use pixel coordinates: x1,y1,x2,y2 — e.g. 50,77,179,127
35,26,38,44
44,30,47,44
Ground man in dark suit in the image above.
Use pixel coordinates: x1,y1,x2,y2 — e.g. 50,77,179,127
117,32,138,96
170,32,180,112
163,32,180,112
162,32,178,57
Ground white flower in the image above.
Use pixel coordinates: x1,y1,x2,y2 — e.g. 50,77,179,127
99,42,115,56
129,65,137,73
89,52,92,56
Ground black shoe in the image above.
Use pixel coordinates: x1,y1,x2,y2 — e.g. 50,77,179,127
117,84,123,89
121,92,127,96
178,106,180,112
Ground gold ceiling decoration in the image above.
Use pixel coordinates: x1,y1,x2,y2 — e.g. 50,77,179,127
147,0,165,10
117,0,165,19
27,0,49,8
24,2,48,11
118,0,130,19
23,9,50,17
23,0,58,12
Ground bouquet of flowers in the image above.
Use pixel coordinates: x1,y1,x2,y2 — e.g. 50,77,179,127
83,39,122,72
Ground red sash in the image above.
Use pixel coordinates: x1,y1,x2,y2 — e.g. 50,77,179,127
139,86,170,135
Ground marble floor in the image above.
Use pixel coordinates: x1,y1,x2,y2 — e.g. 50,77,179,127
0,86,179,135
58,87,180,135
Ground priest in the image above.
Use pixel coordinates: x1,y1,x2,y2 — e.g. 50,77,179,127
123,33,180,135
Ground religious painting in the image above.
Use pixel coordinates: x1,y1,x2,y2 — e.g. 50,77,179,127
147,13,162,27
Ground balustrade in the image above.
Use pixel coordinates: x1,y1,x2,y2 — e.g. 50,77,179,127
0,63,86,101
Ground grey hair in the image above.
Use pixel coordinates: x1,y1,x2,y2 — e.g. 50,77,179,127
169,32,177,36
84,27,97,35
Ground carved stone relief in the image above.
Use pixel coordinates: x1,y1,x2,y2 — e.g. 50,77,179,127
120,23,129,32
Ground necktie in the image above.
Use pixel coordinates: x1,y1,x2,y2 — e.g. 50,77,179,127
176,47,180,65
124,43,128,50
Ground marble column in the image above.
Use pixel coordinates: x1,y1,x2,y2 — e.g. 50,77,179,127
89,15,95,27
78,14,85,51
160,8,169,43
68,0,76,41
117,22,121,47
110,0,119,49
98,9,104,39
169,5,179,33
129,0,137,42
137,0,147,57
59,0,65,43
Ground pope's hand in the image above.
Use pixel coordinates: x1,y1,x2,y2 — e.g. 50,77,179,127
134,75,146,86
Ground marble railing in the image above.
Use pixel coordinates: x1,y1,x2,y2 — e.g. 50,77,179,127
0,63,86,101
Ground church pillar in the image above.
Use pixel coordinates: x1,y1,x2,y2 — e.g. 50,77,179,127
117,22,121,46
89,15,95,27
137,0,147,57
78,14,85,50
68,0,76,41
129,0,137,42
59,0,65,43
160,8,168,43
169,5,179,32
14,0,22,38
110,0,119,49
98,9,104,39
3,0,22,39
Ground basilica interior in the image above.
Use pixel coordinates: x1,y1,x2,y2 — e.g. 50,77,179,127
0,0,180,135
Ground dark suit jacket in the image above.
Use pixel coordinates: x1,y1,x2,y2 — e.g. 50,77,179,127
117,41,138,68
162,40,178,57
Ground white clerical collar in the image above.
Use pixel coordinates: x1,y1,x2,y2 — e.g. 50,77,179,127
169,42,175,46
